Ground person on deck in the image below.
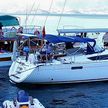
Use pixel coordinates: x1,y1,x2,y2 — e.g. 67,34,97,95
40,41,53,62
17,26,23,33
23,45,30,61
0,22,3,37
103,32,108,47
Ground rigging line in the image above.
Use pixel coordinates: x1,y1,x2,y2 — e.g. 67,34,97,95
30,2,40,25
25,1,28,29
43,0,54,26
57,0,67,29
25,0,37,26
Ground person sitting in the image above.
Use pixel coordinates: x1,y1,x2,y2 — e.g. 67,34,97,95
103,32,108,47
40,41,53,62
23,45,30,61
17,26,23,33
0,22,3,37
34,28,40,36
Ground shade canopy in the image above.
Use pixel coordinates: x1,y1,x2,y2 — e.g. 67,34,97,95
44,34,96,45
0,15,19,26
57,28,108,34
18,33,96,46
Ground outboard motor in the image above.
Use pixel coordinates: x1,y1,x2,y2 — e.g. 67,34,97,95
16,90,30,108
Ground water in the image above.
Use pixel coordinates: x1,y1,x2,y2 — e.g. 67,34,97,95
15,14,108,35
1,67,108,108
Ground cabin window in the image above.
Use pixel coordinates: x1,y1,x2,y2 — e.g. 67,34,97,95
88,54,108,60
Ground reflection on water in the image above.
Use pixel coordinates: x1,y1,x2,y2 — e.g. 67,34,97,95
0,67,108,108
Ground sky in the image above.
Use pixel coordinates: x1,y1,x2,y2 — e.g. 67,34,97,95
0,0,108,14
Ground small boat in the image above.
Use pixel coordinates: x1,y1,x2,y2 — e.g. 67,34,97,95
2,90,45,108
0,15,19,67
9,28,108,84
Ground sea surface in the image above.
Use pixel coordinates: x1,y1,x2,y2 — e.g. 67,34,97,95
1,66,108,108
14,14,108,35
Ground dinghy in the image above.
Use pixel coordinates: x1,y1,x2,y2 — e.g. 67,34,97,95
2,90,45,108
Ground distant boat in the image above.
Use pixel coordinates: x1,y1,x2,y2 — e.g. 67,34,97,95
8,27,108,84
2,90,45,108
0,15,19,67
0,15,41,67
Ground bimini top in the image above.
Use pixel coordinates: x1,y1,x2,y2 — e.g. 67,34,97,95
57,28,108,34
0,15,19,26
44,34,96,45
19,33,96,45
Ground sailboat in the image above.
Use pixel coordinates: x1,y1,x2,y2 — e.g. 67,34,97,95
8,26,108,84
8,0,108,84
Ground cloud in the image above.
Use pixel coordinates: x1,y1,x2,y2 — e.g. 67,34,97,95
0,0,108,14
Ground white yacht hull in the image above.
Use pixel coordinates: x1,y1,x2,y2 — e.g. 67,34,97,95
9,57,108,84
8,27,108,84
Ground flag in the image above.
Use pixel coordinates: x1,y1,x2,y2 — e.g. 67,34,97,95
42,26,46,38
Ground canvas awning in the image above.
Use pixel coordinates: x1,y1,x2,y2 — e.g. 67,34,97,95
57,28,108,34
44,34,96,46
19,33,96,46
0,15,19,26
